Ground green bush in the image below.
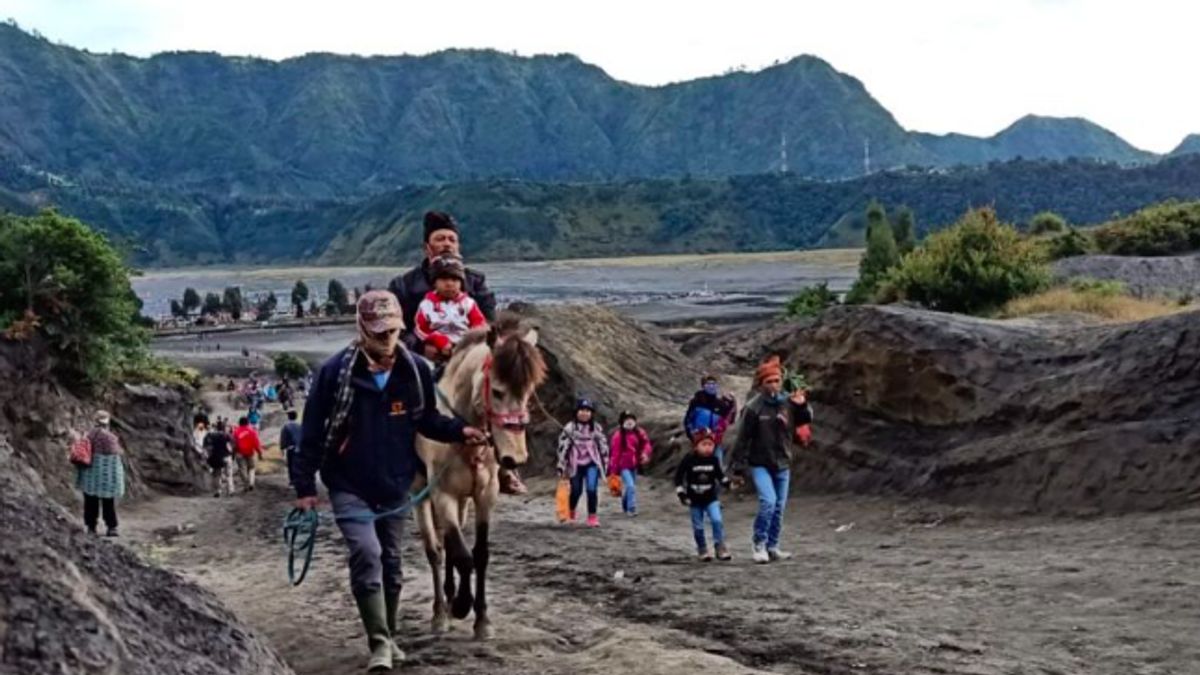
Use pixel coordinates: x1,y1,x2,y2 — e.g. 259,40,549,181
846,201,900,304
1039,227,1095,260
785,283,838,317
1092,201,1200,256
1029,211,1068,235
879,207,1050,315
0,210,148,386
273,352,309,380
1067,277,1126,296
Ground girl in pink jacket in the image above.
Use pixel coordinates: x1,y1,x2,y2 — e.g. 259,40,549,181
608,411,653,516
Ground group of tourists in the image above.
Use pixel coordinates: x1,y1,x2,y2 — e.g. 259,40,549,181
554,365,812,564
192,414,264,496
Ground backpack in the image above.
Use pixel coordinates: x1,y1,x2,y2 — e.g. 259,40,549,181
69,435,93,467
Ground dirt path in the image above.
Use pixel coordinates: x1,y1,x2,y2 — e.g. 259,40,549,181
117,458,1200,675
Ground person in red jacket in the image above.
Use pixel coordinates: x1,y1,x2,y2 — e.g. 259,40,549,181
413,255,488,361
608,411,653,516
232,416,263,492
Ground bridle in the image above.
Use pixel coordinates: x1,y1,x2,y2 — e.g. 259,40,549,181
480,355,532,436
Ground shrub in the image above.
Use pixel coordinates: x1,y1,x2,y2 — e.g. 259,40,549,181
785,283,838,317
999,287,1183,323
879,207,1049,314
1092,200,1200,256
273,352,309,380
0,210,148,386
846,201,900,304
1028,211,1067,235
1039,227,1095,260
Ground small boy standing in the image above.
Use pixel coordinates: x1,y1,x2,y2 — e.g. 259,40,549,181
674,429,732,561
413,255,488,360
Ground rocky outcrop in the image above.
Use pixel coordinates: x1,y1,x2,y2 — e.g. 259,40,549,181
753,305,1200,513
510,304,705,472
0,338,292,674
1054,253,1200,299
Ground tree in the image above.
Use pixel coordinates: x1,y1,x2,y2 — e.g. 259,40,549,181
879,207,1050,315
291,280,309,318
893,207,917,255
309,299,320,316
169,299,186,318
327,278,351,315
201,292,223,316
222,286,244,321
0,210,148,385
255,292,277,321
273,352,309,380
1029,211,1068,235
846,201,900,303
784,283,838,317
182,287,201,316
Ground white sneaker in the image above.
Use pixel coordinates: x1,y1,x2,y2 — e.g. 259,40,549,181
768,547,793,561
752,543,770,564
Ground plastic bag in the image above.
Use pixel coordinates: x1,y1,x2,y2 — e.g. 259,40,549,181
607,474,623,498
555,478,571,522
69,436,93,467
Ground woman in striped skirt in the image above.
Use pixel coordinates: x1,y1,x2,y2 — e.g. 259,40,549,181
76,410,126,537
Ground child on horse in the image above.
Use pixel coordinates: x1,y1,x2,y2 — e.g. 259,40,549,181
556,398,610,527
608,410,652,516
674,428,731,561
413,254,488,362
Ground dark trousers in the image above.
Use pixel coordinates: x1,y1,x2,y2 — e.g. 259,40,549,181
569,463,600,516
83,495,118,531
331,491,406,598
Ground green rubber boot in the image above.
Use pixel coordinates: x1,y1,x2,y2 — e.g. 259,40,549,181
354,592,393,672
383,588,406,663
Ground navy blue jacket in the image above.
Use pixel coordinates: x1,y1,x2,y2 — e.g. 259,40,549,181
294,347,465,506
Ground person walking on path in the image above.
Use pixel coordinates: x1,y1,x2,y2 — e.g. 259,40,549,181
293,290,486,672
556,398,610,528
684,374,737,468
76,410,126,537
674,429,731,561
388,211,522,500
729,355,814,564
279,410,302,487
232,416,263,491
203,420,235,497
608,411,652,517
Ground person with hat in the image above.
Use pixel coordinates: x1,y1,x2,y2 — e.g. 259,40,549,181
608,410,653,517
75,410,126,537
555,398,610,528
674,428,732,561
387,211,528,496
292,290,488,671
683,374,737,469
729,355,813,564
412,254,488,360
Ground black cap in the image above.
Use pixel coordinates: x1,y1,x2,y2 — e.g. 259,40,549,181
424,211,459,242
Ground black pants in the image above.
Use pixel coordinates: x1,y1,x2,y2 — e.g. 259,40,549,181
83,495,118,531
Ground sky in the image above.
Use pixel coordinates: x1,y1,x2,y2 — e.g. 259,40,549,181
2,0,1196,153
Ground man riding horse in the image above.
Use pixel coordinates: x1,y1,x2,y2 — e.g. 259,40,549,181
388,210,528,495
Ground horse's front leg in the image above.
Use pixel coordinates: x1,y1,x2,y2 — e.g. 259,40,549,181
416,499,449,634
472,485,497,641
435,492,474,620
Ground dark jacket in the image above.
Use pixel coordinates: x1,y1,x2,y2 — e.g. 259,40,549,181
389,260,497,351
203,431,233,469
293,347,465,506
683,391,737,446
279,421,302,453
730,394,814,474
674,452,728,506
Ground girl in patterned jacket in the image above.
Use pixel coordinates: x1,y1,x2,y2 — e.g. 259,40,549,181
556,398,610,527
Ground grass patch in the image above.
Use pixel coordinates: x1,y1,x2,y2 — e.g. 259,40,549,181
999,288,1187,322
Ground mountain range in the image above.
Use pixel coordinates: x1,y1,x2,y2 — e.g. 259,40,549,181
2,22,1199,265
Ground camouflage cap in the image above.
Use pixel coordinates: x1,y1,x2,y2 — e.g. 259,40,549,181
356,290,404,333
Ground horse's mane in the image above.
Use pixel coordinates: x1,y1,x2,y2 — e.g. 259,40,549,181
445,319,547,399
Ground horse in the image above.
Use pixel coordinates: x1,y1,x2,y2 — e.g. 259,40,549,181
413,322,547,641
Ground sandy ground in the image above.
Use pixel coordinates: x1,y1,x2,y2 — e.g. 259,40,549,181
118,459,1200,674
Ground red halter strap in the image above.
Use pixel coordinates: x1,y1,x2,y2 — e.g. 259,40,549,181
481,355,531,433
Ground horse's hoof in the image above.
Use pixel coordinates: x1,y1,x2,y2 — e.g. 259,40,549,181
474,621,494,641
451,591,474,620
431,615,449,635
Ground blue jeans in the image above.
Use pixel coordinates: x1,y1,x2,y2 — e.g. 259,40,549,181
620,469,637,513
569,463,600,516
750,467,790,549
690,501,725,552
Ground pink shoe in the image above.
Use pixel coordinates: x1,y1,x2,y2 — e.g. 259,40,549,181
586,515,600,528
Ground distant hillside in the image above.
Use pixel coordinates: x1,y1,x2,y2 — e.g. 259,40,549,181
0,22,1162,199
1170,134,1200,157
7,154,1199,266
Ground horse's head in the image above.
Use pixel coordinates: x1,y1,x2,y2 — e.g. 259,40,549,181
478,323,546,470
